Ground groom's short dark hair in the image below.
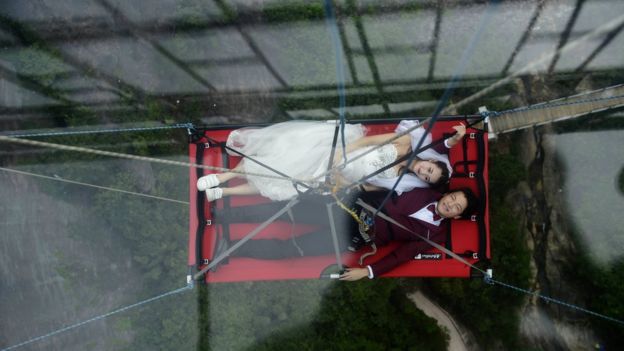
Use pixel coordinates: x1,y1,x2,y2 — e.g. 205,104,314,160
453,187,479,218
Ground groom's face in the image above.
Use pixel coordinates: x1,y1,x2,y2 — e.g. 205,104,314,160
437,191,467,219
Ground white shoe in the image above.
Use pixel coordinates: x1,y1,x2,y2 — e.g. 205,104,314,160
206,187,223,202
197,174,220,191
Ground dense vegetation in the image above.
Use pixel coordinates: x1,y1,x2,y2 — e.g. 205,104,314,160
199,279,448,351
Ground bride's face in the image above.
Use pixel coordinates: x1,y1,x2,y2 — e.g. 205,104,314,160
410,160,443,184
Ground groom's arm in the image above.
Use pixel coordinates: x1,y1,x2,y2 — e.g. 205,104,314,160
368,229,446,277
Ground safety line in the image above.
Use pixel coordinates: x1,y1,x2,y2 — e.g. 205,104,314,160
0,135,307,184
324,124,342,185
0,167,189,205
489,278,624,326
323,0,348,163
1,284,193,351
2,123,193,138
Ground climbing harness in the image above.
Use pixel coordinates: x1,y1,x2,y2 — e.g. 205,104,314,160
352,207,377,265
0,134,307,184
329,192,377,265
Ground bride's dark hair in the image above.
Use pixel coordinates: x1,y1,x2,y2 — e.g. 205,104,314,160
432,160,450,187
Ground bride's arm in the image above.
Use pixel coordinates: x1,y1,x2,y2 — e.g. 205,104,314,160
334,132,411,163
430,123,466,154
332,174,383,192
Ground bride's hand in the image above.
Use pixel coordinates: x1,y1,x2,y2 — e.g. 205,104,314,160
331,171,348,190
451,123,466,139
447,123,466,147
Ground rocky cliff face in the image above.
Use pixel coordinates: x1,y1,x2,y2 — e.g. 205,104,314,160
501,75,601,350
507,127,598,351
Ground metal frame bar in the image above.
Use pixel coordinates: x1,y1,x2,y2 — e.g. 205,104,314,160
428,0,443,82
96,0,217,91
575,20,624,72
501,0,546,75
0,0,484,48
348,0,390,115
0,14,157,107
336,10,359,85
547,0,586,74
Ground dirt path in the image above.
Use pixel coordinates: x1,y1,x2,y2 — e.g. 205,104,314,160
409,290,474,351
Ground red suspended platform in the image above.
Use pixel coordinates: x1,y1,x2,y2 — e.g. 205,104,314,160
188,116,490,283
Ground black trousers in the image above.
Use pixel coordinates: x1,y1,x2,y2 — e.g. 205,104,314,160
218,192,381,259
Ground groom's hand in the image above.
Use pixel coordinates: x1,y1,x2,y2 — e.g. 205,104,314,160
339,268,369,281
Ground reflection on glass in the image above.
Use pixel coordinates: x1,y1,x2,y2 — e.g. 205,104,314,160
556,131,624,266
1,0,624,350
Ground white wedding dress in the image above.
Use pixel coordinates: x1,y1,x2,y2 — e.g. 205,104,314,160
226,120,450,200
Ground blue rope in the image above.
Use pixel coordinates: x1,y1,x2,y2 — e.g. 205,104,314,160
488,278,624,326
1,284,193,351
323,0,348,161
374,0,501,214
3,123,194,138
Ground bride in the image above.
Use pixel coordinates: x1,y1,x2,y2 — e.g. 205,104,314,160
197,120,465,201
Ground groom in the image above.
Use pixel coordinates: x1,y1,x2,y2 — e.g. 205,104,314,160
217,187,478,280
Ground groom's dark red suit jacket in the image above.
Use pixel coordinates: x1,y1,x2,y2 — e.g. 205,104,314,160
367,187,447,277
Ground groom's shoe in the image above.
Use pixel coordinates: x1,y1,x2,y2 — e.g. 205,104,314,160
197,174,220,191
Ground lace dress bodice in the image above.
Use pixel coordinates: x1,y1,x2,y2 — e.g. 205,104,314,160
340,144,399,183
